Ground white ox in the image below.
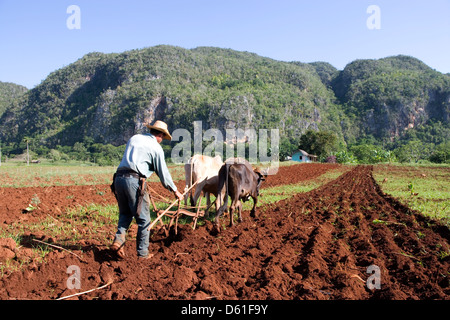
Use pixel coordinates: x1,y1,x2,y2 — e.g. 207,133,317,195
184,155,223,216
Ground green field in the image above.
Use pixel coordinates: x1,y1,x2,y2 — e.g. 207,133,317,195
373,164,450,227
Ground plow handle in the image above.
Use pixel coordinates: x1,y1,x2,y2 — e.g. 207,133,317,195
147,180,198,231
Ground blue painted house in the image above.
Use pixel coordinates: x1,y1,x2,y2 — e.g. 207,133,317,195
292,149,318,163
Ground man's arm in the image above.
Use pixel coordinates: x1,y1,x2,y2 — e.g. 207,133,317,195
152,148,179,193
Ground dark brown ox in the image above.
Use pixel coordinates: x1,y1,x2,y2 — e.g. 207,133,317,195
215,161,266,227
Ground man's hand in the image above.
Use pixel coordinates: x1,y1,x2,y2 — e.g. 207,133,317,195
174,190,183,201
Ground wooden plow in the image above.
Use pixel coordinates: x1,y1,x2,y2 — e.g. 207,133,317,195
146,180,213,236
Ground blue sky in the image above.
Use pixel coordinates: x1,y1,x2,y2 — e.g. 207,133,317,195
0,0,449,88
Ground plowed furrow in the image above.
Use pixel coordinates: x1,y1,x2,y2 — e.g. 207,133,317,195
263,165,449,299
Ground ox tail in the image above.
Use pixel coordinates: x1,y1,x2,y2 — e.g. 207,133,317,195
190,157,194,190
184,157,195,205
190,157,195,203
217,163,231,219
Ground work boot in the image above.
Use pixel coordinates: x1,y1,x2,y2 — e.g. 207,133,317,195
138,253,154,260
110,242,126,259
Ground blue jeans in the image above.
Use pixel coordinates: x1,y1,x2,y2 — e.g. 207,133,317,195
113,175,151,257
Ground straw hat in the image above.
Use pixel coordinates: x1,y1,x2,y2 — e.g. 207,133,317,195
146,120,172,141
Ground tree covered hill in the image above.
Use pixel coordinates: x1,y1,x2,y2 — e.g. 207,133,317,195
0,81,28,118
332,55,449,144
0,46,346,149
0,46,448,162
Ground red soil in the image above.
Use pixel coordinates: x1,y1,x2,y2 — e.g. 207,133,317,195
0,164,448,300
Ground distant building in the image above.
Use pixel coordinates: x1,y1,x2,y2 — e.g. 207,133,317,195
292,149,318,163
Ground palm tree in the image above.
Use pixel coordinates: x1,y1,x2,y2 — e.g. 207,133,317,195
23,137,30,166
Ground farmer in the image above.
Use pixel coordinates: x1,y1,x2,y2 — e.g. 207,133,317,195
110,120,183,259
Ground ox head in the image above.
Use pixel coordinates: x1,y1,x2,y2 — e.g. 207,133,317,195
253,168,267,196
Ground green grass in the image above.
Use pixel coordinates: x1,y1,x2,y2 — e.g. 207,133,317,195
373,164,450,227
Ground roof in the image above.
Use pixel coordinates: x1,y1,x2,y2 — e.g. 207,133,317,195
297,149,310,156
293,149,317,158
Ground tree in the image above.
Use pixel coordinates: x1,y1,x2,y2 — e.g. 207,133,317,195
72,142,88,161
429,142,450,163
349,143,394,163
48,149,62,162
299,130,338,160
349,144,375,163
279,137,298,160
394,140,431,163
335,150,357,164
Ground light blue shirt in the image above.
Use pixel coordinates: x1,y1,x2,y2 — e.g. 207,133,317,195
117,133,177,192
